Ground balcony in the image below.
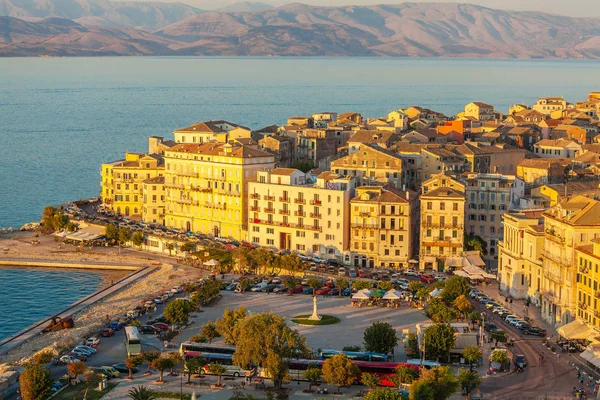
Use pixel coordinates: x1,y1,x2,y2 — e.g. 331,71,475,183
543,269,562,282
279,196,290,202
250,206,260,212
579,302,588,311
249,218,262,224
423,222,463,229
279,222,292,227
214,189,241,197
204,202,226,210
580,266,591,274
264,195,275,201
164,183,184,189
294,198,306,204
542,290,557,303
309,225,322,232
191,186,212,193
359,212,371,217
310,213,322,218
250,193,260,199
310,199,322,206
595,310,600,318
279,209,290,215
264,208,275,213
351,223,378,229
178,171,197,177
595,291,600,299
294,211,306,217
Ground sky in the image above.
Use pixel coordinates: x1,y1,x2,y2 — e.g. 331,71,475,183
187,0,600,17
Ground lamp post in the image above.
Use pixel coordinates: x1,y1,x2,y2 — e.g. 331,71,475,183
180,368,183,400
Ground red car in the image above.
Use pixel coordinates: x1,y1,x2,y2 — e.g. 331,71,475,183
290,285,304,294
420,274,435,283
152,323,169,332
316,287,331,295
358,269,367,277
100,328,115,337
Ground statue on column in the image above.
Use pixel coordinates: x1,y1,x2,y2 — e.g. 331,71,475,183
309,295,321,321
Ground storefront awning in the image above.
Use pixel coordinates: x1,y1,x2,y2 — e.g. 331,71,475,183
446,257,463,267
557,320,594,340
581,344,600,369
453,270,470,278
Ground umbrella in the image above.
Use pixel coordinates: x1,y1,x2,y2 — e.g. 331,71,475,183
382,290,401,300
370,289,386,298
203,259,219,267
352,290,371,300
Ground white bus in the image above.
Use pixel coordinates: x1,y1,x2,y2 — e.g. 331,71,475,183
179,342,236,357
125,326,142,357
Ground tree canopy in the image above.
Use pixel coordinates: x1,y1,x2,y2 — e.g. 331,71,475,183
423,324,456,362
201,321,221,343
19,363,54,400
441,276,470,302
415,366,459,400
321,354,360,392
365,387,404,400
163,298,192,327
363,322,398,355
215,307,247,345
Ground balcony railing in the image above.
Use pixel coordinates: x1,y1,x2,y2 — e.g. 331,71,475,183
310,213,322,218
250,193,260,199
178,171,197,177
250,206,260,212
423,222,463,229
204,202,226,210
264,195,275,201
279,209,290,215
310,199,322,205
279,196,290,202
294,198,306,204
294,211,306,217
543,269,562,282
359,212,371,217
351,223,378,229
595,291,600,299
264,208,275,213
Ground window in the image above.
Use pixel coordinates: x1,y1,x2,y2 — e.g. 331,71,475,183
453,203,458,211
267,228,274,234
427,202,432,210
266,239,274,245
252,226,260,232
440,203,445,210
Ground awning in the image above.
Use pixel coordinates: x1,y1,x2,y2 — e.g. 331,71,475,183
445,257,463,267
464,253,486,267
429,288,442,297
557,320,594,340
463,265,496,280
581,344,600,369
382,290,402,300
352,290,371,300
453,270,470,278
423,256,436,263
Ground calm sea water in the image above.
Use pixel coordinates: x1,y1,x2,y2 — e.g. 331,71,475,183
0,267,107,341
1,57,600,228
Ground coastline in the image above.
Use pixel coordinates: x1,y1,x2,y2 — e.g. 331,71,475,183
0,231,204,365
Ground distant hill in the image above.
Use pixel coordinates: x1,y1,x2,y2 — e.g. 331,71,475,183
216,2,274,13
0,0,202,30
4,2,600,58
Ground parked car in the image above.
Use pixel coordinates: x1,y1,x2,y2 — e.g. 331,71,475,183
420,274,435,283
140,325,160,334
302,287,314,295
99,366,120,378
67,352,87,361
153,297,164,304
329,288,340,296
485,302,498,309
152,323,169,332
341,288,352,296
357,269,367,277
59,355,78,365
404,269,418,277
290,285,304,294
349,269,357,278
261,284,279,293
71,347,93,358
272,285,288,294
100,328,114,337
75,345,97,354
271,277,282,284
112,363,139,374
523,327,546,337
149,316,168,324
225,283,237,291
338,267,346,276
86,337,100,346
171,286,182,293
109,321,125,331
315,287,331,295
371,273,380,280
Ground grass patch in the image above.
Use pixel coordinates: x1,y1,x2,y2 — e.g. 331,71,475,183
53,382,118,400
291,315,340,325
154,391,193,400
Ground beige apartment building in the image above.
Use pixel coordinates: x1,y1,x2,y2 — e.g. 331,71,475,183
142,176,165,225
497,211,545,303
173,120,252,144
533,97,568,117
419,174,466,271
163,142,274,240
247,169,356,260
541,196,600,326
464,173,515,260
349,185,418,269
331,144,404,188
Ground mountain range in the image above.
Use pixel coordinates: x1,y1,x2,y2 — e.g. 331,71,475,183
2,1,600,57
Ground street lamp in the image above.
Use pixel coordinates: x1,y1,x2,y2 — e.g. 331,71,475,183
180,368,183,400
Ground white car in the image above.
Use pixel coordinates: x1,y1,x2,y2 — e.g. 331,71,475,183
72,347,94,357
163,291,174,298
86,337,100,346
404,269,418,277
171,286,182,293
60,355,78,364
74,346,96,355
153,297,163,304
271,277,282,284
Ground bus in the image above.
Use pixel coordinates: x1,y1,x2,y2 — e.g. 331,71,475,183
406,359,441,369
179,342,236,358
194,353,254,377
320,349,389,362
124,327,141,357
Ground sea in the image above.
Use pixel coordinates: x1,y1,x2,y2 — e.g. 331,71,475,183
0,56,599,337
0,268,109,341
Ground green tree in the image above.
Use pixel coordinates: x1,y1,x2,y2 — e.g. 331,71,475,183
416,287,430,301
423,324,456,362
429,304,456,324
215,306,247,345
379,281,393,292
65,222,77,232
118,227,132,245
201,322,221,344
105,224,119,242
462,345,483,369
207,363,227,386
441,276,470,302
131,319,141,327
465,234,487,257
342,345,361,352
353,280,372,291
163,298,192,329
467,311,482,326
125,355,144,380
418,366,459,400
490,349,508,364
127,385,157,400
19,363,54,400
321,354,360,393
395,365,418,385
280,253,305,273
291,160,315,173
132,231,145,248
303,366,321,392
307,278,322,295
453,295,472,319
180,242,195,253
184,357,206,384
283,278,299,295
232,312,310,389
362,372,380,391
363,322,398,355
458,369,481,399
238,278,254,293
167,352,183,376
143,351,161,374
365,387,405,400
491,330,507,346
165,242,175,256
409,379,435,400
41,206,57,228
406,333,419,358
151,357,174,382
408,281,424,295
67,360,87,379
336,278,349,297
32,349,54,365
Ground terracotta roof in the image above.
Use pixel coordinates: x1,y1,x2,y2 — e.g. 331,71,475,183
518,158,571,169
471,102,493,108
535,139,580,148
143,176,165,184
256,125,279,134
545,195,600,225
271,168,300,176
174,120,245,133
348,130,399,145
575,152,600,164
420,187,465,199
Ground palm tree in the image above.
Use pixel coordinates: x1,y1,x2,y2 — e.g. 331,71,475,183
127,386,156,400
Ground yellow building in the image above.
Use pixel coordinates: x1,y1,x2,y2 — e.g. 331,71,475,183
142,176,165,225
532,96,568,116
541,196,600,326
575,240,600,329
247,169,355,260
464,102,497,121
163,142,274,240
173,120,251,144
330,144,403,188
497,211,545,303
350,185,418,269
100,153,164,217
419,175,466,271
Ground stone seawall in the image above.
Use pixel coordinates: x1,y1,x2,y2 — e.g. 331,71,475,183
0,259,139,271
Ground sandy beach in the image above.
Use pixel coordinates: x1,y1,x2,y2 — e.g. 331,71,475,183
0,231,204,365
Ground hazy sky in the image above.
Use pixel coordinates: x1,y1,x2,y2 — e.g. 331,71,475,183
188,0,600,17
